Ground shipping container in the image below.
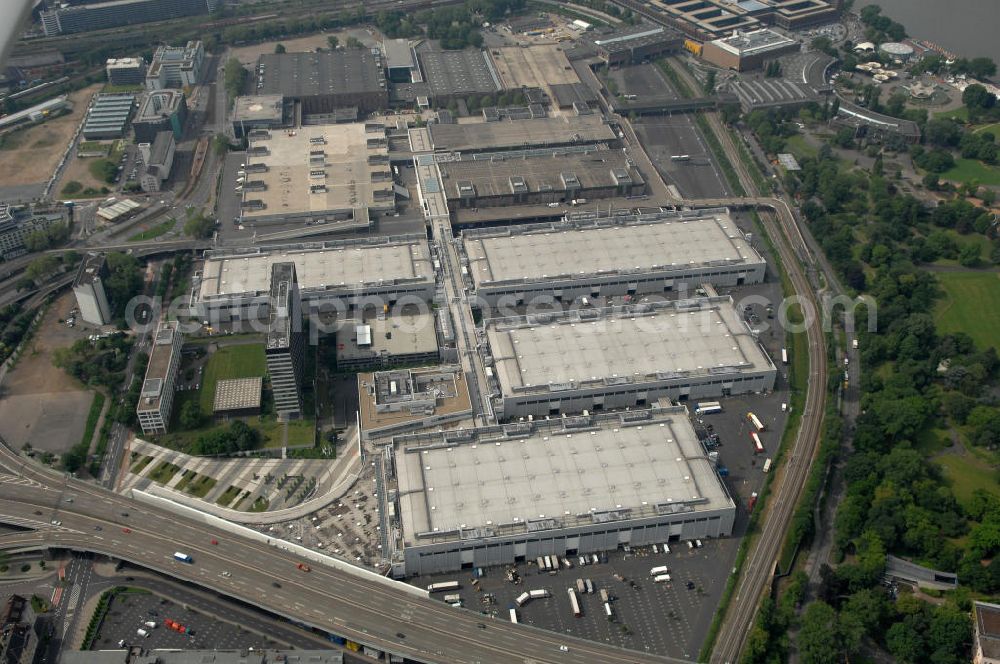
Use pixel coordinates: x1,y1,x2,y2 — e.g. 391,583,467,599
599,588,610,603
584,579,594,594
762,458,772,473
509,608,518,623
568,588,582,617
748,412,765,431
427,581,461,593
695,401,722,415
576,579,585,593
604,602,613,619
528,589,550,599
515,592,531,607
751,431,764,454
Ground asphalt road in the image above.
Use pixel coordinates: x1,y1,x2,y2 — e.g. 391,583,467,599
0,443,686,664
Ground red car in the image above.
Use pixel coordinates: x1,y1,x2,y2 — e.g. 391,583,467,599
210,539,218,545
297,563,311,572
122,528,132,534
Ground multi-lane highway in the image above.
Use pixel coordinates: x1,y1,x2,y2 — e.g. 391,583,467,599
0,443,686,664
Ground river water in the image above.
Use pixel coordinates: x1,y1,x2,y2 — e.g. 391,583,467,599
857,0,1000,63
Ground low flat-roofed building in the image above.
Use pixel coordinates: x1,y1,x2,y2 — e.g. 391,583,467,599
257,51,387,114
439,148,645,210
701,28,800,71
649,0,838,41
358,365,473,440
384,39,417,82
384,406,736,576
428,115,616,153
976,601,1000,664
591,24,683,65
462,208,765,305
146,41,204,90
232,94,286,138
136,321,183,435
336,311,439,370
416,48,501,102
195,237,435,320
213,376,263,416
482,297,776,419
82,93,135,140
238,122,394,227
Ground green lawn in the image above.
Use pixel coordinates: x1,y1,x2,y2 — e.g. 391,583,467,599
200,344,267,412
148,461,180,485
932,229,993,266
130,455,154,474
933,271,1000,350
936,452,1000,512
128,218,175,242
783,134,819,161
940,158,1000,186
934,107,969,122
216,485,241,507
187,475,217,498
973,122,1000,135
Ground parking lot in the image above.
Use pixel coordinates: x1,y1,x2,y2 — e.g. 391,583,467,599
92,590,281,650
633,115,733,199
411,539,738,659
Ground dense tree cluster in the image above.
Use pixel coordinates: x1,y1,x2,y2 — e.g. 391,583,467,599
52,334,134,392
191,420,261,456
859,5,906,42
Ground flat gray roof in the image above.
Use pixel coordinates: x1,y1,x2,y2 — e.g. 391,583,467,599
417,48,500,97
137,321,180,414
428,115,615,153
232,94,284,123
383,39,415,70
710,28,797,56
336,312,438,361
463,209,762,289
258,51,385,98
485,298,772,396
438,149,641,202
213,376,263,412
198,239,433,301
395,408,733,542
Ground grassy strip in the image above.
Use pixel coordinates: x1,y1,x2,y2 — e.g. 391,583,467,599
187,475,217,498
216,485,241,507
80,393,105,451
729,127,771,196
173,469,197,492
694,113,746,196
148,461,180,484
131,455,154,474
697,213,807,661
655,59,694,99
128,218,175,242
249,496,270,512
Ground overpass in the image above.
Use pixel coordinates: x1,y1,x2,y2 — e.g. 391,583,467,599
0,442,687,664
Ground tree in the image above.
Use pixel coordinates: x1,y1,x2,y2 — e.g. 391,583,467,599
963,84,996,118
327,35,339,49
183,210,216,239
274,43,286,54
211,133,230,157
223,57,248,100
179,401,203,429
702,70,716,95
958,243,982,268
797,601,841,664
103,252,143,318
345,36,363,49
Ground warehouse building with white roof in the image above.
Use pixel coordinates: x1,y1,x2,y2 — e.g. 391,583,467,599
460,208,765,305
382,406,736,576
194,236,435,320
481,297,776,419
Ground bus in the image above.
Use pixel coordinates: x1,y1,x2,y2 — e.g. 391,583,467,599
173,552,193,563
515,592,530,607
567,588,582,617
751,432,764,454
509,608,518,623
747,412,765,431
670,155,691,161
650,566,671,576
427,581,461,593
762,458,773,473
781,348,788,364
695,401,722,415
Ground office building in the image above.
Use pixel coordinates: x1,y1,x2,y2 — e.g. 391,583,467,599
41,0,217,36
482,297,776,420
136,321,183,435
265,263,304,420
358,366,473,441
976,602,1000,664
0,206,64,260
335,311,439,371
72,253,113,326
195,237,435,321
701,29,800,71
382,406,736,576
146,41,205,90
105,58,147,86
133,89,189,142
81,93,135,140
256,51,387,115
649,0,839,41
138,131,175,193
461,208,765,305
